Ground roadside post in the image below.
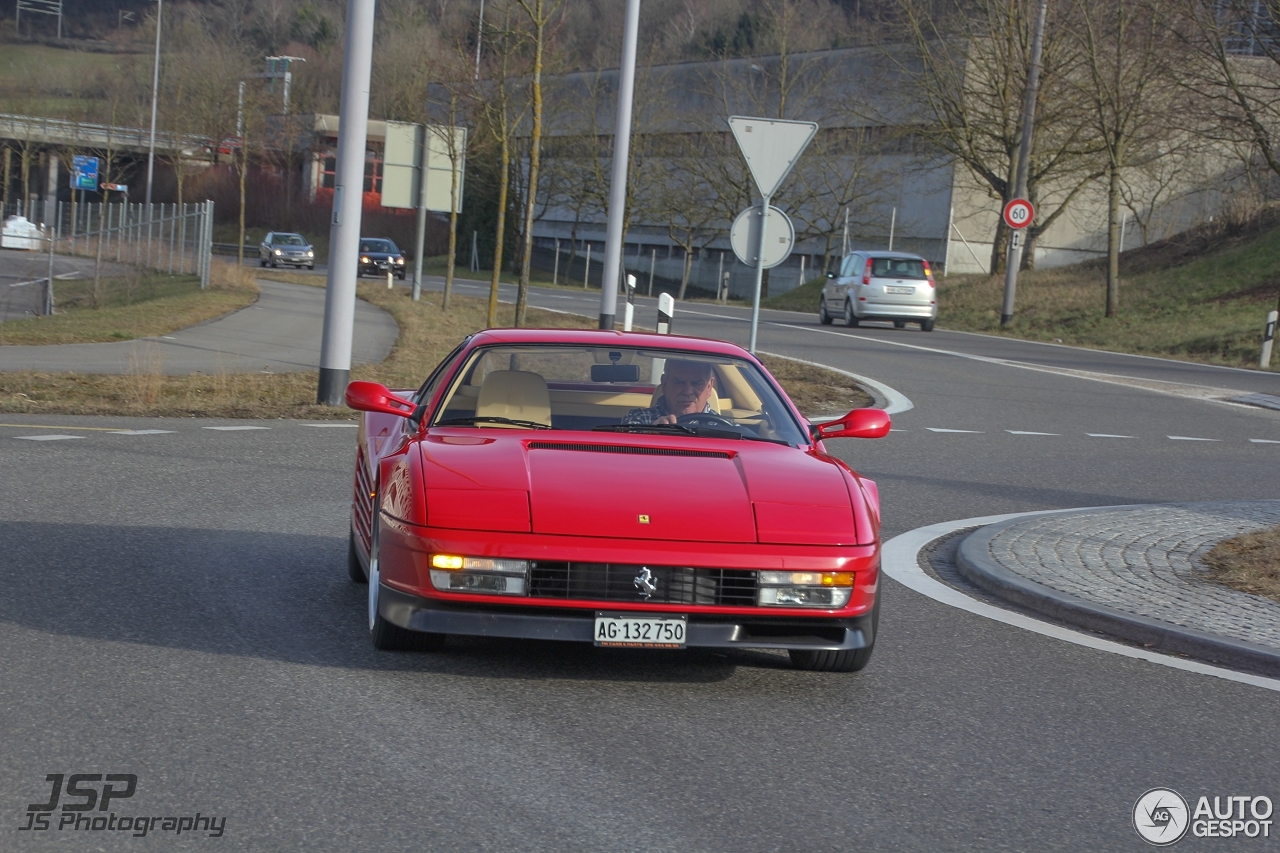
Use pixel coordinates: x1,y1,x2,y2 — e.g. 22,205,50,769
1262,310,1278,370
387,269,393,289
727,116,817,353
623,274,636,331
656,292,673,334
1000,197,1035,321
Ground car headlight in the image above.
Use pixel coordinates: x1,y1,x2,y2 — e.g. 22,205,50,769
757,571,853,607
395,257,405,264
360,256,369,263
430,555,529,595
274,249,282,255
306,250,313,257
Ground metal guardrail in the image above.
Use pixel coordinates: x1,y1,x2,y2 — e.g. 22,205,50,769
0,112,211,154
212,242,259,256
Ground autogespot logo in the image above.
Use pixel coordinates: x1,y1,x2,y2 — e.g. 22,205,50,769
1134,788,1190,846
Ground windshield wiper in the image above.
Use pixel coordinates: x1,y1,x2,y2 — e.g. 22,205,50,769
738,433,791,446
593,423,697,436
436,416,553,430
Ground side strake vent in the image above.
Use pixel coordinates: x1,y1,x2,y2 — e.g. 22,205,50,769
529,442,731,459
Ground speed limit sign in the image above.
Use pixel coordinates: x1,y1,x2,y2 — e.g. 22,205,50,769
1003,198,1035,229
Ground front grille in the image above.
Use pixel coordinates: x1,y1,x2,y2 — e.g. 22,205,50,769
529,562,758,606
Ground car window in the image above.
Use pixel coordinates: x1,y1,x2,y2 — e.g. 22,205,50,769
839,254,858,277
871,257,926,279
431,343,808,445
276,234,307,246
361,239,397,253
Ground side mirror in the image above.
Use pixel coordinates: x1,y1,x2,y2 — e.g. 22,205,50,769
814,408,891,440
345,381,415,418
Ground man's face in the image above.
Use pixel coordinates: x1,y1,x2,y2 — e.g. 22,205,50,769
661,363,716,416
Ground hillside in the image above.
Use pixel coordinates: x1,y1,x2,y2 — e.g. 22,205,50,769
762,209,1280,370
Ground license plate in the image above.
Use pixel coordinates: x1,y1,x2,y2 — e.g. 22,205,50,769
885,285,914,294
594,612,687,648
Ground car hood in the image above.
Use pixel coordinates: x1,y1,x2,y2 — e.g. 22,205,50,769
361,251,401,259
417,432,864,545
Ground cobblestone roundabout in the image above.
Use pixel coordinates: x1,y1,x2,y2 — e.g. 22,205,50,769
983,501,1280,650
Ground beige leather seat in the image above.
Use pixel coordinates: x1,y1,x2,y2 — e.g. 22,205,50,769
475,370,552,427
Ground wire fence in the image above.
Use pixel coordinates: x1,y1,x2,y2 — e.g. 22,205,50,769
1,200,214,321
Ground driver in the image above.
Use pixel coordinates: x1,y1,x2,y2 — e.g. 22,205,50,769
623,359,718,425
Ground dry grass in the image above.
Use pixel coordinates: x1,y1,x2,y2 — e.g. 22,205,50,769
1202,526,1280,604
0,271,878,419
0,260,259,346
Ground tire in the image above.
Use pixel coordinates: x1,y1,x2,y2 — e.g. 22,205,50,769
348,528,368,583
818,299,833,325
921,319,935,332
844,301,859,327
269,259,277,268
308,264,314,270
893,319,907,329
789,599,878,672
259,258,266,267
368,514,446,651
398,272,406,280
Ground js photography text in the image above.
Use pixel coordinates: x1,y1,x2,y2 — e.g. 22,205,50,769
17,773,226,839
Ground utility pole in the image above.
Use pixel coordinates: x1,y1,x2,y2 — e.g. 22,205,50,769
597,0,640,329
1000,0,1048,325
317,0,376,405
145,0,162,209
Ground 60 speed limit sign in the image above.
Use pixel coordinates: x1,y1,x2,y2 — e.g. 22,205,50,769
1003,198,1035,229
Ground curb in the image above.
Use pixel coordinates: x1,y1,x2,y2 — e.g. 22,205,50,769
954,509,1280,678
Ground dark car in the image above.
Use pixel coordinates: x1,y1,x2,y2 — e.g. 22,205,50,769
358,238,406,279
259,232,314,269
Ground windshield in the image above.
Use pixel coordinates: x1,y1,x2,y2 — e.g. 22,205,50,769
431,344,808,445
871,257,926,279
275,234,307,246
361,239,398,254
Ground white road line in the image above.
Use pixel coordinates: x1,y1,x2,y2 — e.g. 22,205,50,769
1006,430,1059,435
756,350,914,415
1087,433,1134,438
304,423,359,428
107,429,176,435
681,309,745,321
1168,436,1220,441
881,514,1280,693
202,426,271,431
927,428,983,433
1250,439,1280,444
15,434,83,441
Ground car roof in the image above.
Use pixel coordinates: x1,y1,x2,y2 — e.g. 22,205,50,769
270,232,305,240
852,250,926,260
465,327,756,359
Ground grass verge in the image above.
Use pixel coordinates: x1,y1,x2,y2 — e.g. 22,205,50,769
0,260,259,345
0,273,874,420
1202,526,1280,605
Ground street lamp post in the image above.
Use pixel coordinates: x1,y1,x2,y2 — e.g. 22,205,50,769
597,0,641,329
145,0,162,209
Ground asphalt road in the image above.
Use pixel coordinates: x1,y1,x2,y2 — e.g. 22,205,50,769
2,277,1279,851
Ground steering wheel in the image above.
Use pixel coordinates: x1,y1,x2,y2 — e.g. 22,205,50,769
675,413,739,430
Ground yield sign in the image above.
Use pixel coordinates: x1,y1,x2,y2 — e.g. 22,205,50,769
728,116,819,198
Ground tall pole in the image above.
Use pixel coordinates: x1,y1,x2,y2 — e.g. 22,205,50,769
317,0,376,405
1000,0,1048,325
748,198,770,353
473,0,485,81
597,0,641,330
145,0,162,208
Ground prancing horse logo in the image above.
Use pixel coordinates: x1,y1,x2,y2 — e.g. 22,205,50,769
634,567,657,599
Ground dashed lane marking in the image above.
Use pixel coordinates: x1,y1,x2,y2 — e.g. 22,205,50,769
1087,433,1134,438
1006,430,1059,435
303,423,359,428
1168,435,1220,441
1251,439,1280,444
106,429,176,435
202,426,271,431
926,428,983,433
15,434,82,441
0,423,155,432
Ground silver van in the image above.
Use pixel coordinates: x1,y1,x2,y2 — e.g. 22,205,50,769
819,251,937,331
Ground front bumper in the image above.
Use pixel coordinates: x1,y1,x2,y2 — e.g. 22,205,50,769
378,585,876,651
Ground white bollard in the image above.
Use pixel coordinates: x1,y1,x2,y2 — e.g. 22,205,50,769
623,274,636,331
387,269,393,289
1262,310,1278,370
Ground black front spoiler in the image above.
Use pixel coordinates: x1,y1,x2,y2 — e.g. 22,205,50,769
378,585,875,651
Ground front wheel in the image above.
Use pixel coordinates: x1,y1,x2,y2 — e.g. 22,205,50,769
921,319,935,332
307,264,315,270
893,319,907,329
844,301,859,328
818,299,833,325
368,514,446,651
347,528,367,583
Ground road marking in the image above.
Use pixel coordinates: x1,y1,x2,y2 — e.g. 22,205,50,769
107,429,176,435
304,423,358,428
1006,430,1059,435
926,428,983,433
1168,435,1220,441
1250,438,1280,444
1087,433,1134,438
202,426,270,431
15,434,83,441
756,350,914,414
882,513,1280,694
0,423,151,432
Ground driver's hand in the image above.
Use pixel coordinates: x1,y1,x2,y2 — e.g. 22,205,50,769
654,414,678,424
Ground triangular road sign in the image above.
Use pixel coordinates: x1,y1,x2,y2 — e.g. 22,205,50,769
728,116,819,199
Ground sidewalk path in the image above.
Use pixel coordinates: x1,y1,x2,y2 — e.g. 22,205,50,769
0,278,397,374
956,501,1280,675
